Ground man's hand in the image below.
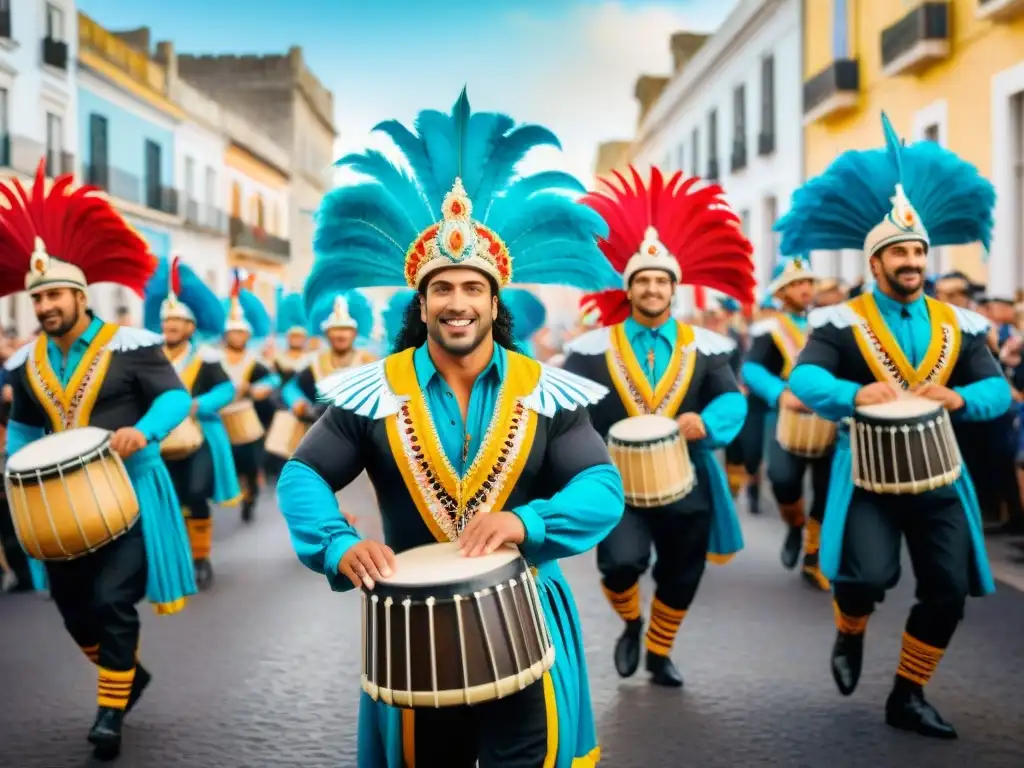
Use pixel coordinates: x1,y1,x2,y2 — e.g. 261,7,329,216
676,412,707,441
343,509,358,526
458,511,526,557
339,540,395,590
855,382,901,406
913,382,965,411
778,390,811,413
292,399,308,418
250,384,271,401
109,427,148,458
189,399,200,417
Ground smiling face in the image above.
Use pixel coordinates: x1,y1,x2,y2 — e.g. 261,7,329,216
779,278,815,312
627,269,675,320
871,240,928,299
32,287,87,338
162,317,195,346
420,268,497,357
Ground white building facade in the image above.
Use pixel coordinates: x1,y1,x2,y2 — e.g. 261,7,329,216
625,0,803,310
0,0,79,333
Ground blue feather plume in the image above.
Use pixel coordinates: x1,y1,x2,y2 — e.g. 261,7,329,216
775,112,995,258
503,288,547,342
307,289,374,337
221,289,271,338
143,258,225,336
307,88,618,319
275,293,307,335
383,289,418,349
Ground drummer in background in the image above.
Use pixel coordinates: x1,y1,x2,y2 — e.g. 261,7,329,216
780,113,1009,739
742,255,833,591
220,273,276,524
563,166,754,688
264,291,309,478
933,271,975,309
0,163,195,758
814,278,848,308
712,295,751,500
277,89,624,767
144,257,242,591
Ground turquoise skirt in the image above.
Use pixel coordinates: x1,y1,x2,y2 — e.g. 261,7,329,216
198,416,243,505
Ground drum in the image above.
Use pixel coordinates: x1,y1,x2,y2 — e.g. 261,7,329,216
851,396,962,495
607,415,695,508
160,418,204,461
264,410,308,459
361,542,555,708
4,427,140,561
776,408,837,458
220,400,265,445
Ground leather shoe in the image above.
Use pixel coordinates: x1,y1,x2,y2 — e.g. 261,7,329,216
746,484,760,515
613,618,643,678
780,525,802,570
195,558,214,591
126,664,151,715
885,677,958,739
830,631,863,696
87,707,124,760
646,651,683,688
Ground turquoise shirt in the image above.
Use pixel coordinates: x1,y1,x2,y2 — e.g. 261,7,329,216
741,310,808,406
871,287,929,367
48,314,105,386
624,316,677,387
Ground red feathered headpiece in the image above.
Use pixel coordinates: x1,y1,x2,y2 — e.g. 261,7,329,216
579,166,756,326
0,160,157,299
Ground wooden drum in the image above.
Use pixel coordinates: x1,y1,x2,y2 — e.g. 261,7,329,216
776,408,836,458
4,427,140,561
264,410,308,459
361,542,555,708
850,396,962,495
607,415,695,508
220,399,265,446
160,418,204,461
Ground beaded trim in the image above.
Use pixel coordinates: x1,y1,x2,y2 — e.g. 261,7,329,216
28,343,109,430
608,345,694,416
854,320,954,390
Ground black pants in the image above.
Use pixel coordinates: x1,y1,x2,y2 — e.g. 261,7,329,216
46,523,148,671
739,400,767,476
232,440,263,501
766,439,832,522
0,496,31,588
833,486,970,648
411,677,550,767
166,442,214,520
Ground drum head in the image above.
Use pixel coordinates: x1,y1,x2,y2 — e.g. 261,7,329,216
379,542,521,588
222,400,251,414
857,396,941,420
7,426,110,472
608,414,679,443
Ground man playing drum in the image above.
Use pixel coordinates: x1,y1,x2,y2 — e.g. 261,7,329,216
144,257,242,591
276,89,625,768
562,166,755,688
780,113,1010,739
0,163,196,758
742,255,834,591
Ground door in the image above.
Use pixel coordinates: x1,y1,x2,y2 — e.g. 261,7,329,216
144,140,162,209
89,114,108,188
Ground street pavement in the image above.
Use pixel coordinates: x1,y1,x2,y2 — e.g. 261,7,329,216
1,474,1023,768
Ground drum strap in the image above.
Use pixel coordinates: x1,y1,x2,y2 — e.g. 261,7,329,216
770,314,807,379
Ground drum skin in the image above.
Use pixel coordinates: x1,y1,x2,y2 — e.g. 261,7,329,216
607,415,695,508
775,408,836,458
264,410,308,459
5,431,140,561
160,418,204,461
219,399,265,446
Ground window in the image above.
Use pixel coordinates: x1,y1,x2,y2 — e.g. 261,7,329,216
707,109,718,178
732,85,746,171
760,55,775,139
46,3,64,41
184,156,196,201
87,113,108,188
0,88,8,165
205,167,216,206
691,127,700,176
676,142,685,171
230,181,241,217
144,140,162,209
45,113,62,176
740,210,751,235
832,0,848,59
764,195,779,256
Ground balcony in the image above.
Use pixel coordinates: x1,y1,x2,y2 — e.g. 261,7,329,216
230,217,290,263
881,3,950,78
42,37,69,71
185,200,228,235
706,158,720,183
730,140,748,173
803,59,859,125
977,0,1024,21
84,165,179,215
758,131,776,157
0,7,11,40
0,134,75,176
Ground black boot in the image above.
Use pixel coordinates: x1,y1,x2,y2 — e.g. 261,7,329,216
87,707,124,760
241,497,255,524
126,664,151,715
780,525,802,570
646,651,683,688
830,631,864,696
746,483,760,515
613,618,643,678
885,676,957,739
194,558,214,591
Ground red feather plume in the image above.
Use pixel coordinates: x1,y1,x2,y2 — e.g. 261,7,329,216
170,255,182,298
0,160,157,299
579,165,756,326
231,269,242,299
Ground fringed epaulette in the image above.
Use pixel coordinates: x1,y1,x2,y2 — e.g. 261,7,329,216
748,318,778,338
692,326,736,356
521,363,608,417
808,304,859,330
951,306,990,336
563,327,611,356
316,359,406,420
198,345,223,363
3,341,33,371
110,327,164,351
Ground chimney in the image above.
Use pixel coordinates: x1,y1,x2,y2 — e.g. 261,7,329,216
634,75,669,126
670,32,709,73
113,27,152,54
154,41,178,89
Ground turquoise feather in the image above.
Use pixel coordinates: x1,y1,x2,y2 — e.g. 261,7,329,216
275,293,307,335
307,289,373,337
220,289,271,338
383,289,418,349
144,258,225,336
504,288,547,342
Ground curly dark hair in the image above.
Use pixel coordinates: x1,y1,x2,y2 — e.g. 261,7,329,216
393,286,516,353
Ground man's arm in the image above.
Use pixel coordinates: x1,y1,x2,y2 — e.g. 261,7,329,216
510,407,624,565
788,321,861,422
948,331,1012,422
277,406,369,591
696,353,747,448
126,346,191,442
5,368,46,455
740,330,787,407
250,361,281,390
194,363,236,418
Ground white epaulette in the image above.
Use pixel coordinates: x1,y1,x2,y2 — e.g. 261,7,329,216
521,363,608,417
951,306,990,336
3,341,33,371
692,326,736,355
808,304,859,330
563,327,611,356
197,345,223,363
110,327,164,351
317,359,406,419
748,318,779,338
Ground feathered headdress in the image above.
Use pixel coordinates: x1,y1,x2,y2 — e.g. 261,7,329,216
276,292,308,337
144,257,225,336
383,289,418,349
775,112,995,259
222,269,271,337
579,166,756,326
305,88,620,317
309,290,373,336
503,287,547,343
0,160,157,298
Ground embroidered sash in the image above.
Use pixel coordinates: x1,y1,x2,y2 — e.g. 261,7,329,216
383,348,539,543
771,314,807,379
26,323,120,432
605,321,698,418
166,346,203,394
847,294,960,388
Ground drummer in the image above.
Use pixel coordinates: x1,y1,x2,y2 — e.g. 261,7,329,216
264,291,310,477
741,255,833,591
780,112,1009,738
0,162,195,758
277,89,624,767
220,273,277,523
144,257,242,590
563,166,755,688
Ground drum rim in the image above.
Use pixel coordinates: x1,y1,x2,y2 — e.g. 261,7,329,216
5,430,113,475
608,415,680,443
854,399,943,421
365,555,528,600
221,399,257,413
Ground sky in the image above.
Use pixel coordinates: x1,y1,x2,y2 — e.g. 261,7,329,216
77,0,738,185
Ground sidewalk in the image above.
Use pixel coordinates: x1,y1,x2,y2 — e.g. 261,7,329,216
987,534,1024,592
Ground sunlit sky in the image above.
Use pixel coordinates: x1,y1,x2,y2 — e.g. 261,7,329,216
78,0,738,184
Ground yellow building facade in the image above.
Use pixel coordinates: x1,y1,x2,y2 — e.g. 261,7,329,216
803,0,1024,289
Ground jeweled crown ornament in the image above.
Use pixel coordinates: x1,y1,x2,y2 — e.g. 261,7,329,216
30,237,49,277
622,225,682,286
888,184,918,231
